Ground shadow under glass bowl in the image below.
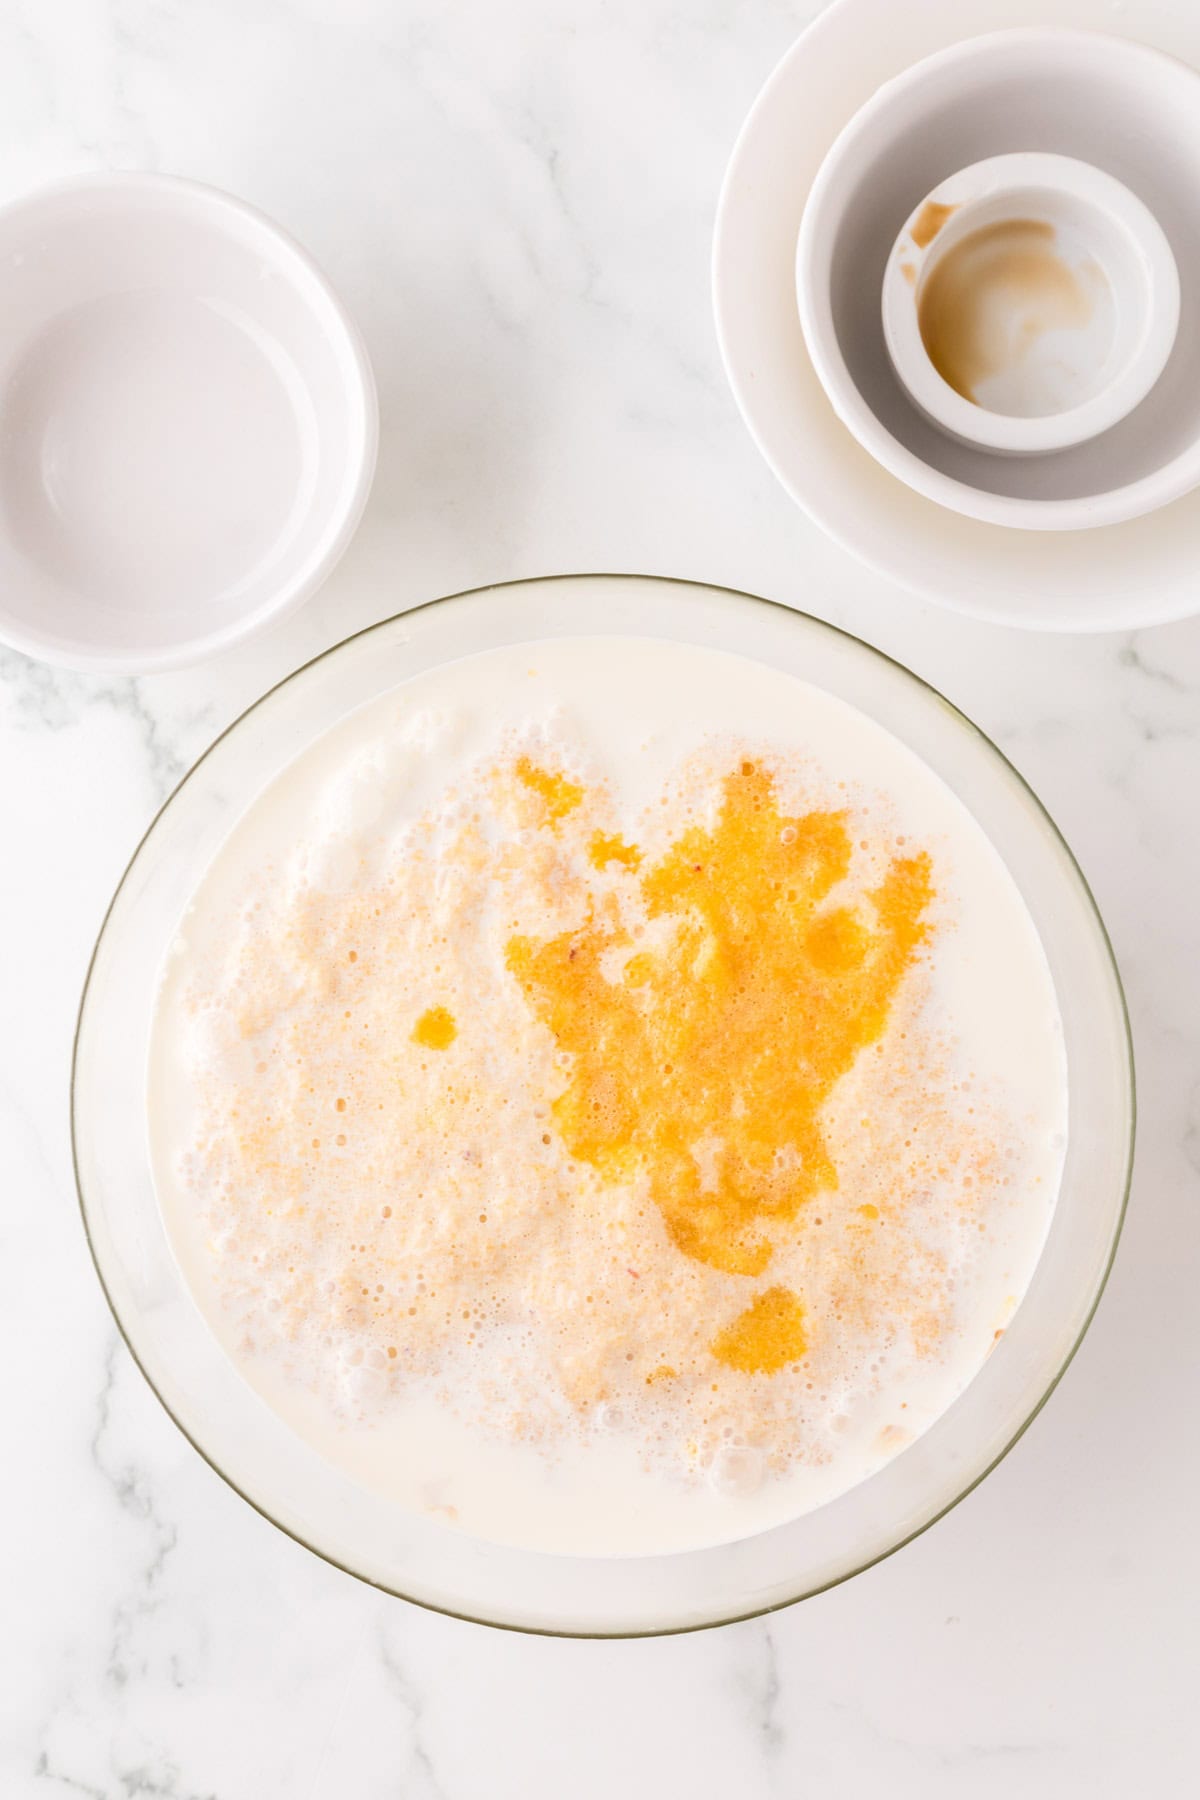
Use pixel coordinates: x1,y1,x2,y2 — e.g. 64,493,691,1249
72,574,1134,1636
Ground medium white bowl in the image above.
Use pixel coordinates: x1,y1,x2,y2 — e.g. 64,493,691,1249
882,153,1179,456
795,28,1200,532
0,174,377,671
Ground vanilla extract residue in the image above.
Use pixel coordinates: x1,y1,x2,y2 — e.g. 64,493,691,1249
917,218,1102,407
909,199,957,250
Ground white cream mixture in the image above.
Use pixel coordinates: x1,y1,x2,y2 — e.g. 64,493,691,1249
148,637,1067,1555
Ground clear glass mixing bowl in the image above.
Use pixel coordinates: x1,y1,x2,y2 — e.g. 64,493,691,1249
72,575,1133,1635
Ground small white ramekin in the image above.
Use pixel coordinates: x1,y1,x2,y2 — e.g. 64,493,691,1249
0,174,377,672
882,153,1179,457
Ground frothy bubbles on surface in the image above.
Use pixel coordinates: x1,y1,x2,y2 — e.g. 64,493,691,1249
149,642,1066,1554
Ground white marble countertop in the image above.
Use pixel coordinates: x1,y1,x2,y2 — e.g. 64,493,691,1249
2,1,1197,1794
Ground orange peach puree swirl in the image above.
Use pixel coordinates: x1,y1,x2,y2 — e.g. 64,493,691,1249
506,761,933,1368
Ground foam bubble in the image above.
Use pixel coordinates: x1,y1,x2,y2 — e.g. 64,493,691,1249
709,1445,764,1497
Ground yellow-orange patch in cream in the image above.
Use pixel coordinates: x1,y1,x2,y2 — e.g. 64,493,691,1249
515,756,584,823
412,1006,457,1050
711,1286,808,1374
507,762,933,1287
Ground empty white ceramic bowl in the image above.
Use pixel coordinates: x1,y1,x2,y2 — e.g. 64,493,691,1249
882,153,1179,456
0,174,377,671
796,28,1200,532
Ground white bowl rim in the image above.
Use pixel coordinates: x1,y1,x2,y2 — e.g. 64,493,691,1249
795,25,1200,532
0,170,379,673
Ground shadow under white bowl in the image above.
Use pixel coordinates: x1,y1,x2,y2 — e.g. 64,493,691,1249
0,174,377,672
881,153,1180,457
796,27,1200,533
